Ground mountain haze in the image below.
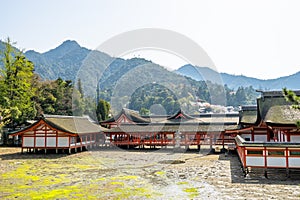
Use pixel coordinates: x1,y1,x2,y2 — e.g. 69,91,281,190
175,64,300,90
1,40,299,92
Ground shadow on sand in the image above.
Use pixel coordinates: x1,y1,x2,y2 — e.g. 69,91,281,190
0,147,71,160
219,151,300,185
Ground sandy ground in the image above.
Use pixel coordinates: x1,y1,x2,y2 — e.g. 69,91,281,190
1,147,300,199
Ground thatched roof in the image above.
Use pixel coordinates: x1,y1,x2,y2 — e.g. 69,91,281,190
43,115,105,134
10,115,106,136
239,105,258,125
44,115,104,134
264,105,300,125
257,92,300,125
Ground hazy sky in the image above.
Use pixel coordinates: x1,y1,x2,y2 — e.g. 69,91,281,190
2,0,300,79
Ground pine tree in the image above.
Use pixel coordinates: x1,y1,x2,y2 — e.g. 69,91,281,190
0,38,36,128
283,88,300,109
96,99,110,121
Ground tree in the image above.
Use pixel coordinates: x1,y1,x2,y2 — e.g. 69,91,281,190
77,78,84,98
235,87,247,106
0,107,11,144
96,99,110,121
33,78,75,116
140,107,150,116
283,88,300,109
0,38,36,128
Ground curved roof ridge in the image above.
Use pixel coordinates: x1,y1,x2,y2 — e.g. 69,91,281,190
167,109,195,120
101,108,150,124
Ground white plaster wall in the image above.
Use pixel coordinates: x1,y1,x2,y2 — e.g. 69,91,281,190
290,135,300,142
246,156,264,166
46,137,56,147
254,135,267,142
36,137,45,147
267,157,286,167
23,137,34,147
241,134,251,141
58,137,69,147
279,132,284,142
284,134,288,142
289,158,300,168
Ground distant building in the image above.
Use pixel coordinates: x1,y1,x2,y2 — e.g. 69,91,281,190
101,108,239,150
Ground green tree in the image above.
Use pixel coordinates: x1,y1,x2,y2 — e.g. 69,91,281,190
283,88,300,109
0,38,36,128
33,78,75,116
140,107,150,116
77,78,84,98
53,78,73,115
235,86,247,106
96,99,111,121
0,107,11,144
82,97,97,120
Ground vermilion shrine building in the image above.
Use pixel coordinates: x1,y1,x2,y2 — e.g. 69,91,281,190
101,108,239,150
11,115,106,154
229,91,300,177
10,90,300,175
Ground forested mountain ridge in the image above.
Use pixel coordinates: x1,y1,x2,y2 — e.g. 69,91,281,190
24,40,113,81
0,39,258,132
1,40,298,91
175,64,300,90
0,39,298,115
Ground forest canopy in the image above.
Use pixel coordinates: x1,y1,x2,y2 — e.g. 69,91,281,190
0,38,258,129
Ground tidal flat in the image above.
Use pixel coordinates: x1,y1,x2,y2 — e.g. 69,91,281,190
1,147,300,199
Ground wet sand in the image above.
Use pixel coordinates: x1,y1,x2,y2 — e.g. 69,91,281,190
1,147,300,199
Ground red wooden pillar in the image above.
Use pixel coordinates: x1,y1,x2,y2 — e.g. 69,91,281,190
285,147,289,169
221,132,224,148
287,131,291,142
21,135,24,153
56,131,58,149
44,128,47,149
243,147,247,168
251,128,254,141
172,133,175,145
80,136,82,149
267,128,270,142
33,130,36,152
264,147,267,169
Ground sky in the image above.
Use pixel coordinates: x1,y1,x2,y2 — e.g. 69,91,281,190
1,0,300,79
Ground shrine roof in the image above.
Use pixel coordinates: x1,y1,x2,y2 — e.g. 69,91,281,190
101,108,150,124
104,122,238,133
44,115,105,134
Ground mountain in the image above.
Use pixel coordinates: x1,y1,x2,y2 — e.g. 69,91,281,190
23,40,190,98
175,64,223,84
25,40,113,81
1,40,299,92
175,64,300,90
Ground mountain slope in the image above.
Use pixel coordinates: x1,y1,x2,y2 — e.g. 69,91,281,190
25,40,112,81
1,40,299,92
175,64,300,90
